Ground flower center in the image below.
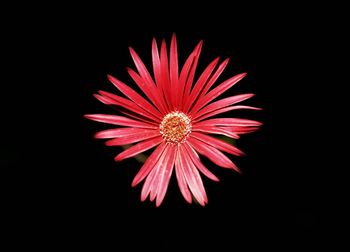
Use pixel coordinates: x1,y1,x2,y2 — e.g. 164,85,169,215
160,111,192,144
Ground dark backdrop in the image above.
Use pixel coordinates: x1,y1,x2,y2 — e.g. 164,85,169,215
4,13,325,249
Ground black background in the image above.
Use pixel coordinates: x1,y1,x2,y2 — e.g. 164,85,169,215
3,7,330,249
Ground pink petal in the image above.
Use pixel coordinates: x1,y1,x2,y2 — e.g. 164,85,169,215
155,144,176,206
194,118,262,127
194,105,261,122
191,132,245,156
140,162,159,202
175,147,192,204
127,67,167,115
222,126,261,135
95,91,160,123
183,57,220,113
182,41,203,101
159,39,171,110
84,114,157,129
128,48,168,114
179,147,208,205
191,73,247,115
95,128,157,139
178,41,202,109
192,125,240,139
186,58,229,114
141,144,170,201
105,131,160,146
200,58,230,96
183,143,219,182
149,143,172,202
115,136,163,161
188,137,240,172
107,75,163,119
193,93,255,120
151,38,163,96
169,33,179,108
132,142,167,187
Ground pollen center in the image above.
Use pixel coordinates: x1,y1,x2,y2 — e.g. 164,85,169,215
160,111,192,144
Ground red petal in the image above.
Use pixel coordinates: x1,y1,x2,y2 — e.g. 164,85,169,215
193,93,255,120
178,41,202,110
179,147,207,205
127,67,167,115
194,118,262,127
169,33,179,108
115,136,163,161
191,73,247,115
96,91,159,123
192,125,240,139
155,144,176,206
84,114,157,129
141,144,170,201
188,137,240,172
105,131,160,146
195,105,261,122
129,48,168,114
183,41,203,101
132,142,167,187
183,143,219,182
107,75,163,119
191,132,245,156
159,39,171,110
221,126,261,135
183,57,220,113
175,147,192,204
151,38,162,90
95,128,157,139
200,58,230,96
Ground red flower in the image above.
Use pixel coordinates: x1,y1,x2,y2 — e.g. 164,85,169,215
85,34,262,206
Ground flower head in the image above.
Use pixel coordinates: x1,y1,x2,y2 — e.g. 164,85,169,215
85,34,262,206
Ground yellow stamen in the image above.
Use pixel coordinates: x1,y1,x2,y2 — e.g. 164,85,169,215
160,111,192,144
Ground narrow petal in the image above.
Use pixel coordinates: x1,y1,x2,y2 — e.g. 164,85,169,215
95,128,157,139
169,33,179,108
129,48,168,114
152,38,162,87
194,118,262,127
183,57,220,113
221,126,261,135
155,144,176,206
175,147,192,204
183,143,219,182
200,58,230,96
96,91,160,122
107,75,163,119
179,147,208,205
159,39,171,110
193,93,255,120
178,41,202,109
149,143,173,202
84,114,157,129
191,73,247,115
141,144,170,201
191,132,245,156
132,142,167,187
186,58,230,114
192,125,240,139
105,131,160,146
188,137,240,172
127,67,167,115
115,136,163,161
183,41,203,100
195,105,261,122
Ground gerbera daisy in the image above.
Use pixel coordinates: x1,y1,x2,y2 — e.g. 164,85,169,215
85,34,262,206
